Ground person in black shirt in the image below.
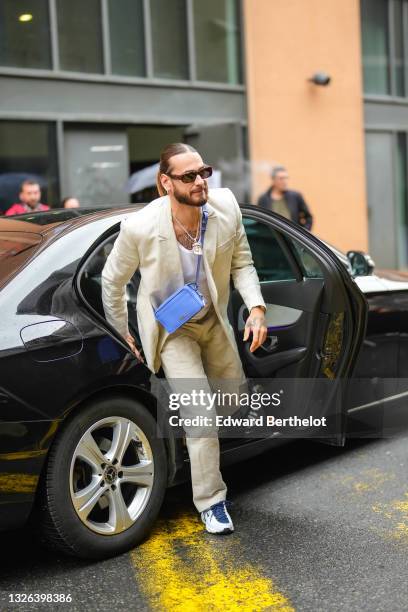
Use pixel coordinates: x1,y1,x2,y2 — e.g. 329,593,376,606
257,165,313,230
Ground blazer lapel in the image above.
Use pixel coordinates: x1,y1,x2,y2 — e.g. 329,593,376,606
203,200,218,270
158,196,184,292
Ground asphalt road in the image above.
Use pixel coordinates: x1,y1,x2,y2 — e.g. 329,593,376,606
1,433,407,611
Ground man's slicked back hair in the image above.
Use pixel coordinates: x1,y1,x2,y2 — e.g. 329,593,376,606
156,142,197,196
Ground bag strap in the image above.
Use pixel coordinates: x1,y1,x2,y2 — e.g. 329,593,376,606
194,208,209,288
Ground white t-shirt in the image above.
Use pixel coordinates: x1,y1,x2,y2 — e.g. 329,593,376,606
177,242,212,320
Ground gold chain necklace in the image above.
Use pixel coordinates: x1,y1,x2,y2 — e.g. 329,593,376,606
172,213,203,255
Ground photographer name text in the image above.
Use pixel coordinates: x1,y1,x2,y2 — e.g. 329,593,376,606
168,415,327,428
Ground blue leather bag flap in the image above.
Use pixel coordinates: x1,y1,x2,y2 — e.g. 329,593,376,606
154,283,206,333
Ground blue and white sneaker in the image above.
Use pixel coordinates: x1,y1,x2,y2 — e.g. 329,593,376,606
201,501,234,534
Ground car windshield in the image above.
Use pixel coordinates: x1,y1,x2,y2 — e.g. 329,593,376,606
0,231,43,289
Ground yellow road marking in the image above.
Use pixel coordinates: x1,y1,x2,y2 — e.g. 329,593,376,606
336,468,395,495
0,473,38,493
332,467,408,545
131,511,294,611
372,492,408,543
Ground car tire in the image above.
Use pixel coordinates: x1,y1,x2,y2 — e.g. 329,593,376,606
34,395,167,560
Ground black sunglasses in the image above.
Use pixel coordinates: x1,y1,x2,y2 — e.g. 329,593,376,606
167,165,213,184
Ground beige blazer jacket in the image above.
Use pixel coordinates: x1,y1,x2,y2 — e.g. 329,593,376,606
101,188,266,373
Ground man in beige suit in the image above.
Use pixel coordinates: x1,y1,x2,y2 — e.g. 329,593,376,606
102,143,267,534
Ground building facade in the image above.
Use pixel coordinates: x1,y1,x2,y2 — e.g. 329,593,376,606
361,0,408,269
0,0,247,210
245,0,408,268
1,0,408,269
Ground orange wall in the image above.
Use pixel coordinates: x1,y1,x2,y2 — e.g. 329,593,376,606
243,0,368,253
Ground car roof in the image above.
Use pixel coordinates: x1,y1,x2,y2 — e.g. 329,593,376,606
0,205,143,238
0,204,352,266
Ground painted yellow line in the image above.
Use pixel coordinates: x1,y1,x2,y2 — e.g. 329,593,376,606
336,468,395,495
333,467,408,545
0,473,39,494
373,492,408,543
131,511,294,611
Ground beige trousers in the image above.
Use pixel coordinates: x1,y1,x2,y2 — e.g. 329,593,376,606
159,305,246,512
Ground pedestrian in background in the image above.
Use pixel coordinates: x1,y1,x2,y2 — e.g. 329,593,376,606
5,180,50,216
257,165,313,230
62,196,80,209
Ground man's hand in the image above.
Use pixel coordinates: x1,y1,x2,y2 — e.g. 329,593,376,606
243,306,268,352
125,332,144,363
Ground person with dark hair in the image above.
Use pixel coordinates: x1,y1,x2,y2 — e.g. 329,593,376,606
257,166,313,230
102,143,267,535
5,180,50,216
62,196,80,209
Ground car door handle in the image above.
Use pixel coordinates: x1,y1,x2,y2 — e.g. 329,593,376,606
243,345,307,375
260,335,279,353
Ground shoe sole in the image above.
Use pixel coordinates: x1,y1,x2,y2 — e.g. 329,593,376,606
205,527,234,535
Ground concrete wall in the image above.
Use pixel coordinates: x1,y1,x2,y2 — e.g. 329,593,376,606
243,0,368,253
0,74,246,125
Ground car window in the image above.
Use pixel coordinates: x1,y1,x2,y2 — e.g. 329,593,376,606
290,239,324,279
243,217,296,281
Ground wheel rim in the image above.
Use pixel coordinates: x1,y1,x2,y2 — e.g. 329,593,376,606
69,416,154,535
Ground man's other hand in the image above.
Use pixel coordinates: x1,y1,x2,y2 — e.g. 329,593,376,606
243,306,268,352
125,332,144,362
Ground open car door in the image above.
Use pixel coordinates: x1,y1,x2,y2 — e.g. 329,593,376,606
228,206,368,446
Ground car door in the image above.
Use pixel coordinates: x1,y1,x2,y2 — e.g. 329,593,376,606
77,229,142,339
229,206,368,445
346,286,400,436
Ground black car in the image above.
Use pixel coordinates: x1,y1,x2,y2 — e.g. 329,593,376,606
1,204,401,560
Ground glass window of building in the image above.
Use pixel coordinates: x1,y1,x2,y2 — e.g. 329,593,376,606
0,0,51,69
108,0,145,76
393,0,405,96
193,0,242,84
361,0,390,95
396,133,408,268
365,131,408,269
361,0,408,97
150,0,189,80
57,0,103,73
0,121,59,214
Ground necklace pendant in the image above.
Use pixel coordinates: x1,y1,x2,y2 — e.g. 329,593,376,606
192,241,203,255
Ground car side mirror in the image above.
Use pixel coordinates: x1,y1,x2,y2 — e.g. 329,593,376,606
346,250,375,277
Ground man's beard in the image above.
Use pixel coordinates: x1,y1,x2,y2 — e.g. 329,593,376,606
173,184,208,207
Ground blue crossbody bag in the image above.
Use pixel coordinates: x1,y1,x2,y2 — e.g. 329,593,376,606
154,209,209,334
